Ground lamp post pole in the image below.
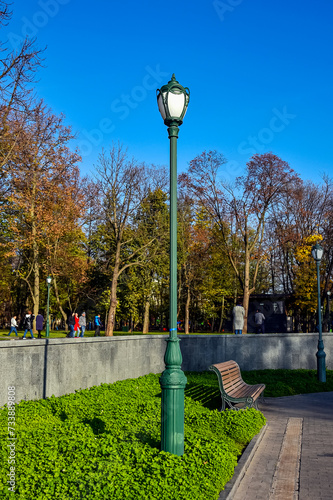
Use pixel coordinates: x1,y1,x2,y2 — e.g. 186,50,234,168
327,291,331,332
312,243,326,382
46,276,52,338
157,75,189,455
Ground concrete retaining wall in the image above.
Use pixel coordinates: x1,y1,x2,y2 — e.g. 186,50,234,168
0,333,331,407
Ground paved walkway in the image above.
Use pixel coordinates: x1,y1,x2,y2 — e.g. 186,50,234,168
229,392,333,500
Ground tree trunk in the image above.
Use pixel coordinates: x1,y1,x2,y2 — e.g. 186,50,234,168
32,216,39,333
218,296,225,333
143,299,150,334
242,250,250,334
52,275,68,330
184,284,190,334
129,315,132,333
106,286,117,336
105,241,121,336
33,250,39,333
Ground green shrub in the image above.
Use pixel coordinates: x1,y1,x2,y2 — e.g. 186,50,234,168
0,373,265,499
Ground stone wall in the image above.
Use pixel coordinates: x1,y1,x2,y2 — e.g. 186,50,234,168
0,333,331,406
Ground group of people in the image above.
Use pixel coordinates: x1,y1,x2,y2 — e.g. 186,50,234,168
233,302,266,334
7,311,102,339
67,312,102,338
8,311,45,339
67,312,86,338
9,306,266,337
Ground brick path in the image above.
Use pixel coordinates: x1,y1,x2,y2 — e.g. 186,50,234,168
228,392,333,500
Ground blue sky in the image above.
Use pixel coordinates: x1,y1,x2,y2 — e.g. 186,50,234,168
3,0,333,183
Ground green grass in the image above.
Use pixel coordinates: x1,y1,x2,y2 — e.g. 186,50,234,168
1,329,125,340
4,329,319,339
0,329,234,339
0,373,265,499
242,368,333,397
1,329,106,339
185,370,333,407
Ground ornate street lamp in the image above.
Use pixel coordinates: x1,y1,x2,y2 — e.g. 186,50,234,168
157,74,190,455
311,242,326,382
46,276,52,338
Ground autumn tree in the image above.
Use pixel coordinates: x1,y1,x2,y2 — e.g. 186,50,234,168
180,151,300,333
0,1,43,193
177,197,236,333
0,2,43,317
293,234,323,331
134,187,169,333
94,144,166,336
7,102,82,326
267,177,333,329
44,174,89,328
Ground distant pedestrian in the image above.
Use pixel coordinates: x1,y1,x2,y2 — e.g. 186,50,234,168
254,309,265,334
36,312,44,338
8,316,18,337
79,312,86,337
68,312,75,338
233,301,245,335
22,311,35,339
74,312,80,338
94,314,101,337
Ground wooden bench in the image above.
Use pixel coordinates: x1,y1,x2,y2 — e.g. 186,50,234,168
209,360,265,411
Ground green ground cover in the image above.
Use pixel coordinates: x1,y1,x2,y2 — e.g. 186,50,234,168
0,373,265,500
185,370,333,409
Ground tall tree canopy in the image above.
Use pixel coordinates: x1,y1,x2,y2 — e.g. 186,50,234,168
180,150,301,332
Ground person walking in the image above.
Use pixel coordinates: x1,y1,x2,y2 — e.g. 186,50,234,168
254,309,265,334
79,312,86,337
68,312,75,338
94,314,101,337
36,312,44,338
74,312,80,338
22,311,35,339
233,301,245,335
8,316,18,337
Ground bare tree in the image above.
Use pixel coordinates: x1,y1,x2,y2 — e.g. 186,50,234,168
95,144,157,336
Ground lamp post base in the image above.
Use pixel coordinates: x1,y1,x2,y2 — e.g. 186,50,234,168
316,339,326,383
160,336,187,456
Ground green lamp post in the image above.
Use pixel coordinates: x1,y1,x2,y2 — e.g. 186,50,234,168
157,74,190,455
327,290,331,332
311,242,326,382
326,290,332,332
45,276,52,338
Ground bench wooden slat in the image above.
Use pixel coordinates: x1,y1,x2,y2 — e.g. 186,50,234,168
230,384,262,399
209,360,265,410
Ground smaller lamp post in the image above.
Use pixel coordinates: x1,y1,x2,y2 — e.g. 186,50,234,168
46,276,52,338
311,242,326,382
327,290,331,332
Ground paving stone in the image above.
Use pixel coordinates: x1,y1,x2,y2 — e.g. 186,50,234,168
228,393,333,500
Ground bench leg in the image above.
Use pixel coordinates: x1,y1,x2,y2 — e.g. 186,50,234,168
254,392,265,410
220,397,226,412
